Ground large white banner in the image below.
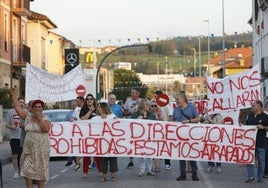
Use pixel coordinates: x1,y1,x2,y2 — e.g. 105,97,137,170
25,63,86,103
206,64,261,114
49,118,257,164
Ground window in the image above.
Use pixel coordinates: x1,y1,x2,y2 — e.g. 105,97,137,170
4,13,8,52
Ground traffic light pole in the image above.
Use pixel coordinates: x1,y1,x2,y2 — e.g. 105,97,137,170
95,44,152,99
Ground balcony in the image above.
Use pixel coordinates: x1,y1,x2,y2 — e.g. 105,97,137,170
12,0,32,17
13,45,30,67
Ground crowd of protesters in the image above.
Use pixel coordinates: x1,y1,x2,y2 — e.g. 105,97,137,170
5,87,268,185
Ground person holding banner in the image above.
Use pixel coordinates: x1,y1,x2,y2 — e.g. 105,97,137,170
131,99,156,177
153,90,173,170
92,102,118,181
65,101,77,167
70,96,85,172
10,89,51,188
149,99,164,173
79,94,99,177
124,88,141,169
201,107,224,173
244,100,268,183
264,101,268,178
173,93,200,181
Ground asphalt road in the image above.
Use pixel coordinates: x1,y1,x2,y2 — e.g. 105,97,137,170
2,157,268,188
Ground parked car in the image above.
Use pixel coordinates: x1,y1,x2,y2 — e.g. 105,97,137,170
43,109,72,122
43,109,72,161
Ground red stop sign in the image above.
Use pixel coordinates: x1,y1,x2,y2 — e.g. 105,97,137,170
76,85,86,97
156,93,169,107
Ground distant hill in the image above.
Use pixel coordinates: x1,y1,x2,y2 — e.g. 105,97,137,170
149,32,252,56
93,32,252,75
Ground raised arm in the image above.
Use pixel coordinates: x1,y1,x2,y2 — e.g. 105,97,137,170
10,89,27,119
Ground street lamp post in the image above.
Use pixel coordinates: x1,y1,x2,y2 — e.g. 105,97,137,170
197,37,202,99
165,56,168,94
95,44,152,99
193,48,196,99
203,19,210,76
157,62,160,89
222,0,226,78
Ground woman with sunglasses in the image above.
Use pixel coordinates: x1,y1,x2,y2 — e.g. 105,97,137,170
149,99,164,173
92,102,118,181
131,99,156,177
79,94,101,177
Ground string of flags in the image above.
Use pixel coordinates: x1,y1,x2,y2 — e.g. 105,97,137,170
79,37,155,45
78,32,239,45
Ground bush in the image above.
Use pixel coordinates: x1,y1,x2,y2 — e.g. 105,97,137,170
0,88,12,108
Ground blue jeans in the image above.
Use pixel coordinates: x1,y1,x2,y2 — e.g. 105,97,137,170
246,147,265,180
138,158,153,173
179,160,198,174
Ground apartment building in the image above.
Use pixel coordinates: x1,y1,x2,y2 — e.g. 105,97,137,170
0,0,33,93
251,0,268,98
0,0,75,98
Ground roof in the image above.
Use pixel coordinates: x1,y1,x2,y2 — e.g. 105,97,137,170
28,11,57,29
226,55,252,68
206,47,252,75
208,47,252,66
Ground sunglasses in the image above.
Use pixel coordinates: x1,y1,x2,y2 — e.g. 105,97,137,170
151,105,157,107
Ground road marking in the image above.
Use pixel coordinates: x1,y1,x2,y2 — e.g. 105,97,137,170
61,169,68,173
197,162,215,188
50,175,59,180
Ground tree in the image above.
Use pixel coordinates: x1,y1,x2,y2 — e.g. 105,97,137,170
0,88,12,108
112,69,148,102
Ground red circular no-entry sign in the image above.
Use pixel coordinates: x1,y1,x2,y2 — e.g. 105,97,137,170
76,85,86,97
156,93,169,107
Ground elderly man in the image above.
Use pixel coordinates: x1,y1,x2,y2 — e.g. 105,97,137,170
108,93,123,118
173,93,200,181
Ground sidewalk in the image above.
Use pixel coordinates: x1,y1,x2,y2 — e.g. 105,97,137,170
0,141,11,165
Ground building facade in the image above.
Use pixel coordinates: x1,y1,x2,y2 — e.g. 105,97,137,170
0,0,33,93
251,0,268,99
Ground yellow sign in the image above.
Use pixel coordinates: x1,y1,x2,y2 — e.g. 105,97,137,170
85,52,94,63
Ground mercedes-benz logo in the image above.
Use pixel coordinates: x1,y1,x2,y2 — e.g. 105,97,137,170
66,53,78,64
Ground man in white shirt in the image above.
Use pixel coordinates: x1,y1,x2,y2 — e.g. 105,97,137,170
70,96,84,171
124,88,140,168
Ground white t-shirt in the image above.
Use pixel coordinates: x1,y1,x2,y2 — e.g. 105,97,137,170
91,113,116,121
160,103,173,121
124,98,139,115
72,107,81,120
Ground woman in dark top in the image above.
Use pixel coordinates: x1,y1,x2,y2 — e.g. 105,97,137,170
79,94,100,177
131,99,156,177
